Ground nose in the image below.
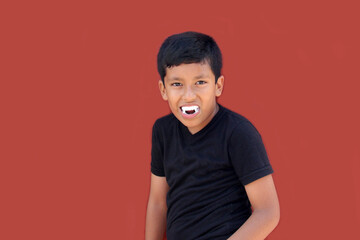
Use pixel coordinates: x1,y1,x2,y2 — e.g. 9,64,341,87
182,85,196,101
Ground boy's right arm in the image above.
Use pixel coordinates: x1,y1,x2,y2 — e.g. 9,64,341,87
145,173,169,240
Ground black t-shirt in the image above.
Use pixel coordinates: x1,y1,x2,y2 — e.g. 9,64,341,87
151,104,273,240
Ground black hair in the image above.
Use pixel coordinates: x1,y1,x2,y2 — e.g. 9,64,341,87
157,31,222,84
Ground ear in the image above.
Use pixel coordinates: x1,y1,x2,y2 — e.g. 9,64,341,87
215,75,224,97
158,80,168,101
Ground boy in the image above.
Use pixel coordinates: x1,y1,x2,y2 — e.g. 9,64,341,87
145,32,280,240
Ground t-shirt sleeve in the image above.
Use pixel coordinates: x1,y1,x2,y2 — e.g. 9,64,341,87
150,121,165,177
229,121,273,185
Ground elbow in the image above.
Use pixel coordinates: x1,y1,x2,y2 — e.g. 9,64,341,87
263,207,280,233
254,205,280,231
271,204,280,229
273,207,280,228
267,198,281,229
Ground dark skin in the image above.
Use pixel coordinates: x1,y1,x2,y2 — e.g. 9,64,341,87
145,62,280,240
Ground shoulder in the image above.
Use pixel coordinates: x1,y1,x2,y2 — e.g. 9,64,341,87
220,106,263,146
154,112,176,126
222,106,259,135
152,113,177,134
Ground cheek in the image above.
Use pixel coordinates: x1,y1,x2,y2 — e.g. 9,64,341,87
166,95,179,107
199,88,216,100
167,91,181,101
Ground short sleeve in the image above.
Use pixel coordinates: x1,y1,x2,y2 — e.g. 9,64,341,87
229,121,273,185
151,121,165,177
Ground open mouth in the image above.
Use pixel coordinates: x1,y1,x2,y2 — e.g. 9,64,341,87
180,106,199,115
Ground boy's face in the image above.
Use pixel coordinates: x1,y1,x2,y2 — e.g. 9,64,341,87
159,62,224,134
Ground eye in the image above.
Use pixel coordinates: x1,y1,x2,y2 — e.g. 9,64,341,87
196,80,207,85
171,82,182,87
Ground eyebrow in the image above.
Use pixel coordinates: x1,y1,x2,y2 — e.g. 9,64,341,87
168,74,210,81
194,74,210,79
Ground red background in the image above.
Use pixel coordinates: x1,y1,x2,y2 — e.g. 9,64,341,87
1,0,359,239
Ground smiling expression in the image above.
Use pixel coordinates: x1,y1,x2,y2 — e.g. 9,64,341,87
159,61,224,134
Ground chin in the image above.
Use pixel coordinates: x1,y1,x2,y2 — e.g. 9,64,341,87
182,119,198,128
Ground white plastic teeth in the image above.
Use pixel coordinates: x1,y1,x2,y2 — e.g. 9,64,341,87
181,106,199,115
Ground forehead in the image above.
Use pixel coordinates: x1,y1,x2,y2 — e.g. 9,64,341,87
165,62,214,81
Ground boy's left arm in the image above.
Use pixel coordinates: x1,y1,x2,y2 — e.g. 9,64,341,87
227,174,280,240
